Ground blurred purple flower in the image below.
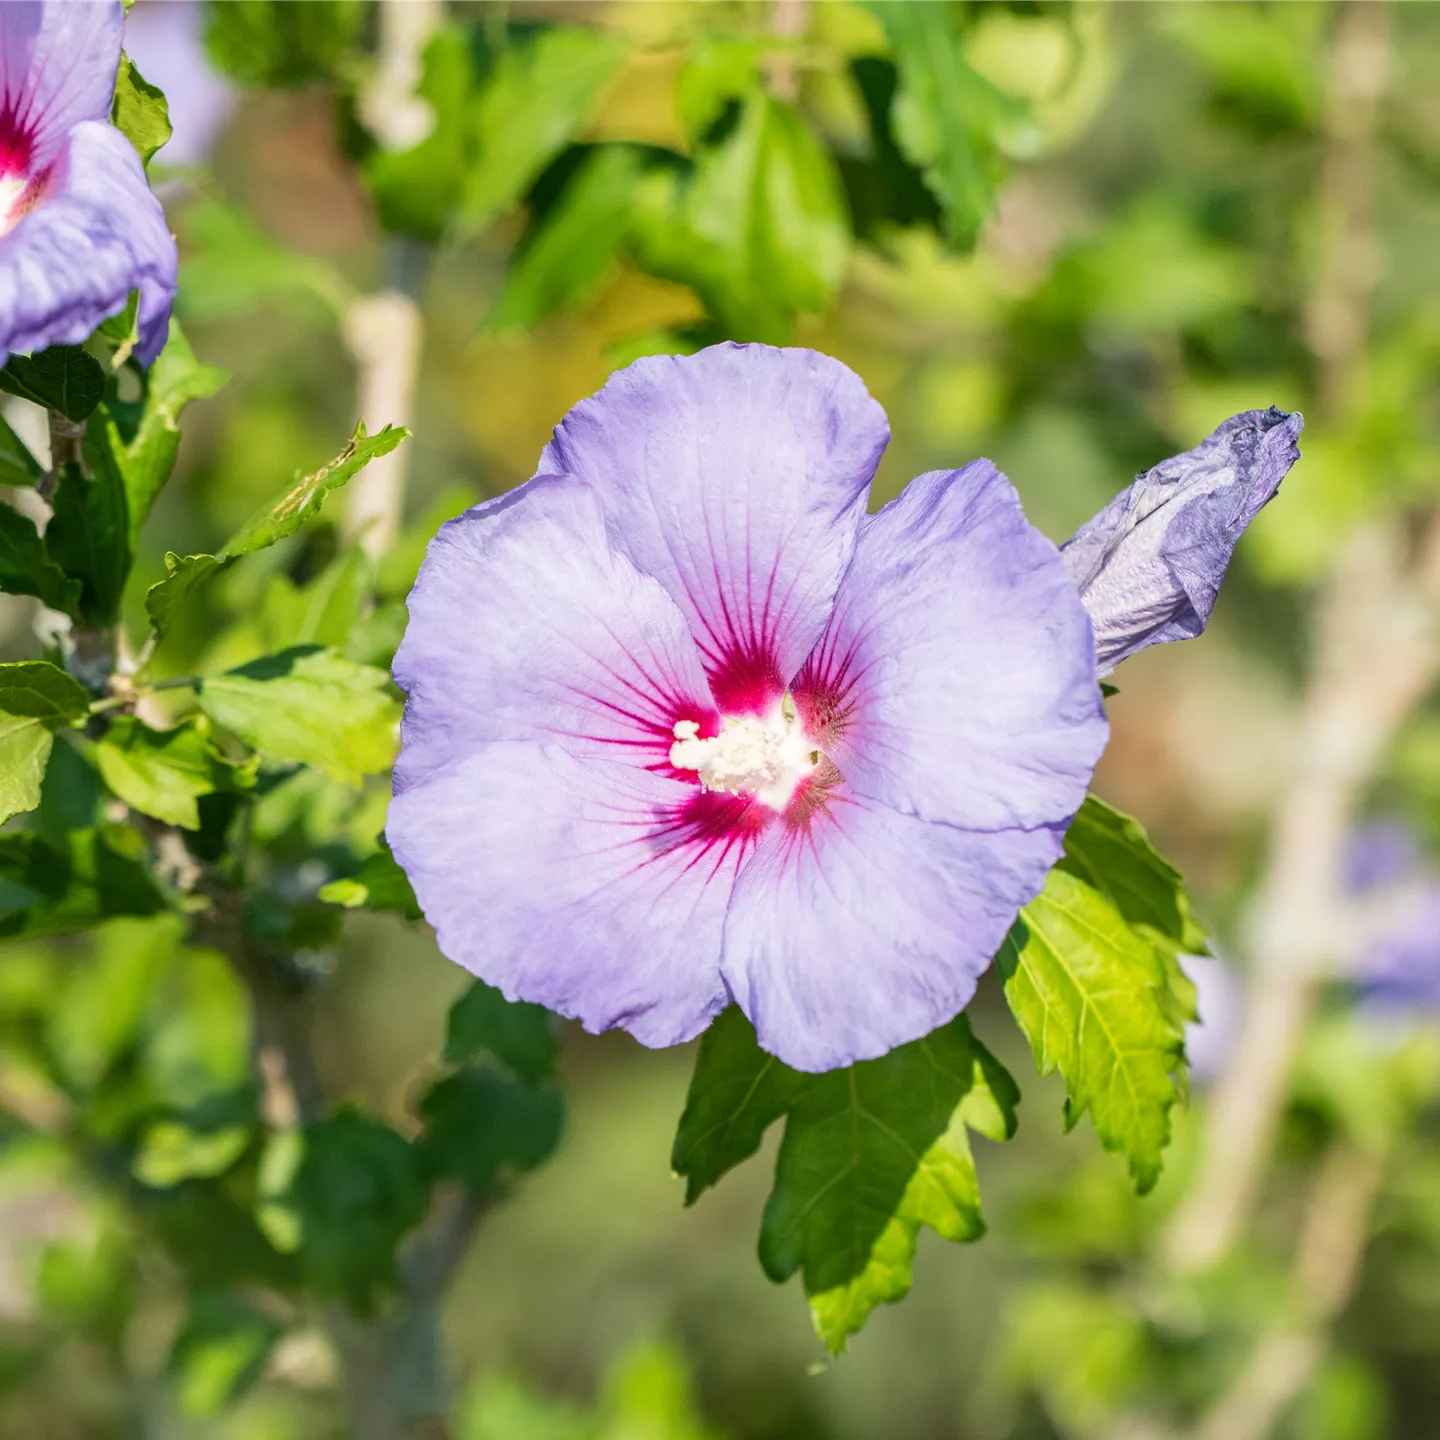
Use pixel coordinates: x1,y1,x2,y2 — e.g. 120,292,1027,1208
0,1,177,366
122,0,235,168
1349,819,1440,1015
1061,407,1303,671
1180,953,1242,1083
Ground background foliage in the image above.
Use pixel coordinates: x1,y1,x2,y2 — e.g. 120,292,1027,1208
4,2,1440,1439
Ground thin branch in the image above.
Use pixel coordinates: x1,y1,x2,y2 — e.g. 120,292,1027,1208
1187,1142,1387,1440
1163,0,1403,1278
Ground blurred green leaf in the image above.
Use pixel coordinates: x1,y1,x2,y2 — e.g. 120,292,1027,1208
133,1123,250,1188
168,1292,282,1417
48,915,181,1089
457,1372,593,1440
0,413,39,485
444,980,556,1083
416,1066,564,1192
97,291,141,360
861,1,1025,250
197,645,399,785
632,93,849,342
202,0,363,88
998,866,1187,1194
597,1339,719,1440
0,662,92,825
366,24,475,242
488,146,644,332
460,28,628,235
284,1107,428,1311
673,1007,1017,1353
374,483,474,599
180,201,355,321
0,501,82,615
94,717,255,831
111,54,172,165
675,38,764,141
144,943,253,1110
319,843,420,921
0,346,105,422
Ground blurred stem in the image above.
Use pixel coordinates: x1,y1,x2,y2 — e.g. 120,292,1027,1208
765,0,808,101
1187,1140,1388,1440
1162,0,1402,1279
342,256,425,565
1307,0,1393,418
342,0,439,565
1165,520,1440,1274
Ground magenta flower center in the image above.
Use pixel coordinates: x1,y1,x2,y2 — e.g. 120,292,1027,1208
670,697,820,812
0,116,42,237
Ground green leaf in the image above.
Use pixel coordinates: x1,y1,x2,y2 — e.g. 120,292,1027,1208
144,552,222,643
673,1008,1017,1353
365,25,475,243
460,28,628,236
142,424,405,643
111,53,172,164
222,422,408,558
47,436,131,627
0,715,60,827
1061,797,1206,955
998,866,1187,1194
197,646,400,786
632,93,849,342
179,200,354,321
133,1124,251,1188
861,1,1025,250
97,291,141,360
0,346,106,421
94,717,255,830
47,915,180,1088
0,412,41,485
168,1293,282,1418
0,661,91,721
488,145,643,332
0,502,82,616
444,980,556,1083
203,0,364,88
111,323,228,544
283,1107,428,1312
0,662,92,825
318,844,420,921
416,1067,564,1193
675,38,765,140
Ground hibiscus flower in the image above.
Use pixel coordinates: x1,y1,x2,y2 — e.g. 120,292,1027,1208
390,344,1300,1071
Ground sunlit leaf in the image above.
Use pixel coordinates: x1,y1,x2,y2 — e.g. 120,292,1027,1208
319,843,420,921
111,53,172,165
632,93,849,342
95,717,255,830
862,1,1025,250
197,646,400,786
460,28,628,235
0,663,92,825
999,866,1187,1194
